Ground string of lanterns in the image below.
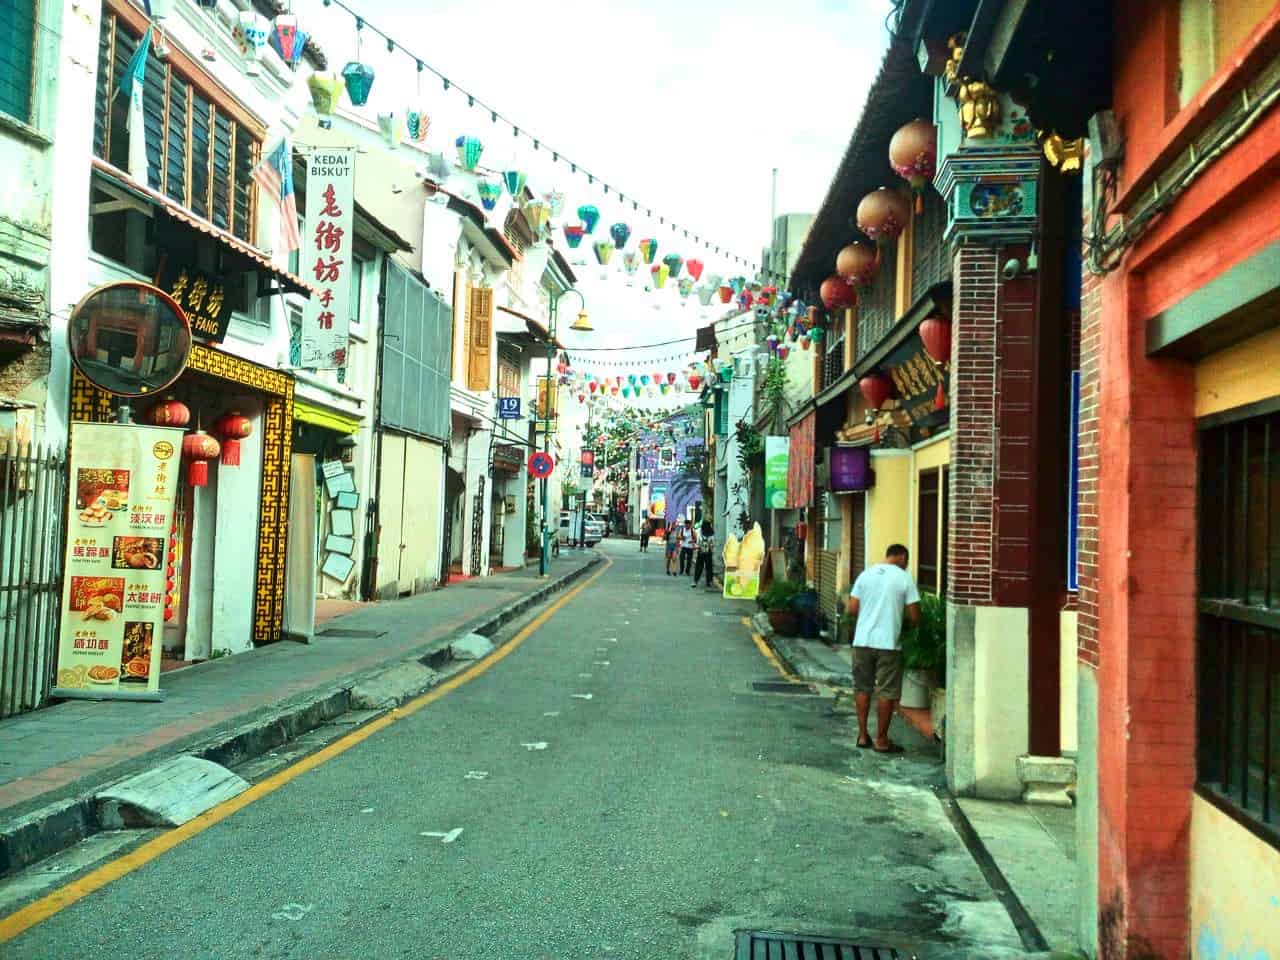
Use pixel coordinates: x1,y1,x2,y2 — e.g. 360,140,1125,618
265,0,765,270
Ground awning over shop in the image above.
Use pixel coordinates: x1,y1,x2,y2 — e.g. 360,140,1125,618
786,411,816,509
91,158,315,298
294,398,360,434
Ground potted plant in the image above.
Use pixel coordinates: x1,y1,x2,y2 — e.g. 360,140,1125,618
901,591,946,709
757,577,805,636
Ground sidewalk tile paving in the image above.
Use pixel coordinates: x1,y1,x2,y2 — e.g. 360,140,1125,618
0,553,596,823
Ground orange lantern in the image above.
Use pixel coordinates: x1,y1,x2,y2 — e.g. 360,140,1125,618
148,395,190,428
213,411,253,466
859,372,893,412
182,430,220,487
836,242,879,288
856,188,910,245
820,276,857,311
920,315,952,410
889,119,938,212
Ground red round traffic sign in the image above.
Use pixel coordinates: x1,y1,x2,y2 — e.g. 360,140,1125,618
528,451,555,478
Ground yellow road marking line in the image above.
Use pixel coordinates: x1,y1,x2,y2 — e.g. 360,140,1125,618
0,557,613,945
743,617,801,682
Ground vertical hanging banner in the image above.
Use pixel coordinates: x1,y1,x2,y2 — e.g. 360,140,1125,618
53,422,184,702
764,436,790,509
302,147,355,369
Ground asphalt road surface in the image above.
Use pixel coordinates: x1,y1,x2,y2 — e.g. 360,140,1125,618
3,538,1023,959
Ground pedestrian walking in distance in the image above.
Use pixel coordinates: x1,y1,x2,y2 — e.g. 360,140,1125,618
679,521,696,576
692,520,715,588
639,518,651,552
845,544,921,754
664,522,679,575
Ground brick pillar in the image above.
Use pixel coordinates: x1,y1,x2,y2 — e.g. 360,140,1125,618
1091,268,1197,960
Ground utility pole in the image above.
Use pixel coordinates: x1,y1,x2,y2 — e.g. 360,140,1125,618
769,167,778,282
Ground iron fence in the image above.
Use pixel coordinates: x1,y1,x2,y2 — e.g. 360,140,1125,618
0,445,67,718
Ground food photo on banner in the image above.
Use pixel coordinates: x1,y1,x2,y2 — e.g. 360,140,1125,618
302,147,355,369
53,422,185,701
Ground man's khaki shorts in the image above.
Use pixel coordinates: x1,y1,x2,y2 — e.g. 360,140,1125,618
853,646,904,701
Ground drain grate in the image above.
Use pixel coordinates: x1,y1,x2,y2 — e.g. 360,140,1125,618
751,680,817,694
315,628,386,639
735,930,903,959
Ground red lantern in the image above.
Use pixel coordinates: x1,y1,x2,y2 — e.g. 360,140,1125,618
182,430,221,487
148,395,190,428
820,276,857,311
889,119,938,213
589,381,598,394
856,188,910,245
859,372,893,412
718,285,733,304
578,392,586,404
666,372,676,385
795,521,807,541
213,411,252,467
920,315,952,410
835,242,879,288
688,374,703,390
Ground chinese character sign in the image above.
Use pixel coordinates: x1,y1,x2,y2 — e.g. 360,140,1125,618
302,148,355,369
54,423,184,700
157,262,232,342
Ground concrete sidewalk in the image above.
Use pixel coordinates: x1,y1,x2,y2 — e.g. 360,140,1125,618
0,552,601,873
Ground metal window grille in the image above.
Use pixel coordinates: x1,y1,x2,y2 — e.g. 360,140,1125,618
0,446,68,718
1198,410,1280,840
822,335,845,390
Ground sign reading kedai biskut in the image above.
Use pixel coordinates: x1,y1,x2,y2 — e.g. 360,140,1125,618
764,435,790,509
52,423,185,702
302,148,355,369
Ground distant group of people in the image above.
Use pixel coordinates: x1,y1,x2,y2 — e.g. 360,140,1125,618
638,517,715,588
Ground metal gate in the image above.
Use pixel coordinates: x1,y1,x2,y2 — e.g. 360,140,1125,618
0,446,67,718
469,475,485,576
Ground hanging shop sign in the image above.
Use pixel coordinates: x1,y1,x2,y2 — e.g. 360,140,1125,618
764,436,789,509
302,148,356,369
580,449,595,479
67,281,191,398
830,445,874,493
155,260,235,343
53,422,184,702
882,338,949,430
494,444,524,474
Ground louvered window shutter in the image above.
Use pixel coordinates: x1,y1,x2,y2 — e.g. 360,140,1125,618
467,286,493,392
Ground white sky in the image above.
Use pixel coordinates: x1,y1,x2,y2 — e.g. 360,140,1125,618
291,0,896,392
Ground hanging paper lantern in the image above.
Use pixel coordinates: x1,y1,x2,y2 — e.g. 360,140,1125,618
213,411,252,467
730,277,746,295
148,395,190,428
666,372,677,385
810,327,826,344
696,285,715,307
543,191,565,218
406,109,430,142
678,277,694,299
341,61,375,106
777,345,790,360
718,285,733,304
662,253,683,279
611,385,620,395
766,333,779,351
640,374,650,385
857,187,910,244
920,314,953,409
589,381,598,394
800,335,811,350
269,15,307,66
622,387,631,398
235,11,269,75
820,276,857,311
609,223,631,249
836,242,879,288
578,393,586,404
638,238,658,264
578,205,600,234
653,370,663,384
563,224,585,248
593,240,615,266
524,200,551,234
859,372,893,412
455,135,483,172
615,376,622,387
688,373,703,390
628,373,638,385
478,180,503,211
377,112,402,148
650,263,670,288
686,259,704,283
503,170,527,197
182,431,220,487
308,73,344,118
660,383,670,395
889,119,938,212
622,251,640,275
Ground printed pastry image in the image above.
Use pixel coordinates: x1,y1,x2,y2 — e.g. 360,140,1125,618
112,536,163,570
78,502,112,527
68,576,125,621
75,468,130,520
120,621,153,683
87,665,119,684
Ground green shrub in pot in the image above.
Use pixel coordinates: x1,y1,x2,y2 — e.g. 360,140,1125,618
903,591,947,675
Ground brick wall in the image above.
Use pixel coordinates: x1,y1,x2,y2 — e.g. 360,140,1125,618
947,244,998,605
1077,265,1101,668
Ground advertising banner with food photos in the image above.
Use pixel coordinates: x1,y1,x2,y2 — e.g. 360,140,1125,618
53,423,184,701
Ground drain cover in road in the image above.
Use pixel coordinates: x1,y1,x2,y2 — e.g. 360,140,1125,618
315,628,386,638
751,680,817,694
734,930,903,959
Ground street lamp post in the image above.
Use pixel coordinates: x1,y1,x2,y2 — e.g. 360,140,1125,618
541,289,590,577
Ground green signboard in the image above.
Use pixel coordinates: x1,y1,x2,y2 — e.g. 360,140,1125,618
764,435,789,509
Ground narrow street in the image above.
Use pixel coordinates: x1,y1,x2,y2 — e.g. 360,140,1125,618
2,539,1021,959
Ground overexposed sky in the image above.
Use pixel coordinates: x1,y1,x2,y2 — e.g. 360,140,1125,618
292,0,896,382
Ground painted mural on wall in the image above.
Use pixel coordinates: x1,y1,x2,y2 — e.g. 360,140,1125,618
638,412,705,525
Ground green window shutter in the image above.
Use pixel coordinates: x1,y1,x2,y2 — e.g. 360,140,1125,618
93,16,113,158
142,56,166,190
165,72,188,205
0,0,35,123
211,111,232,230
232,124,254,241
714,389,729,437
190,92,211,218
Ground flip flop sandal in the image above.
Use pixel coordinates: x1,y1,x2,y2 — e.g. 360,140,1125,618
873,743,905,754
856,739,873,749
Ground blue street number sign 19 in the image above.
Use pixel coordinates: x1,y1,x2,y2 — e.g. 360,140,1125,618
528,451,555,479
498,397,521,419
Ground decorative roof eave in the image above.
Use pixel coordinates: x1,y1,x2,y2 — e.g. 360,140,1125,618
788,5,932,298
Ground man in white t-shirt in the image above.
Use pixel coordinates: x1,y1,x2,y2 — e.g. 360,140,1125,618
846,544,921,753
